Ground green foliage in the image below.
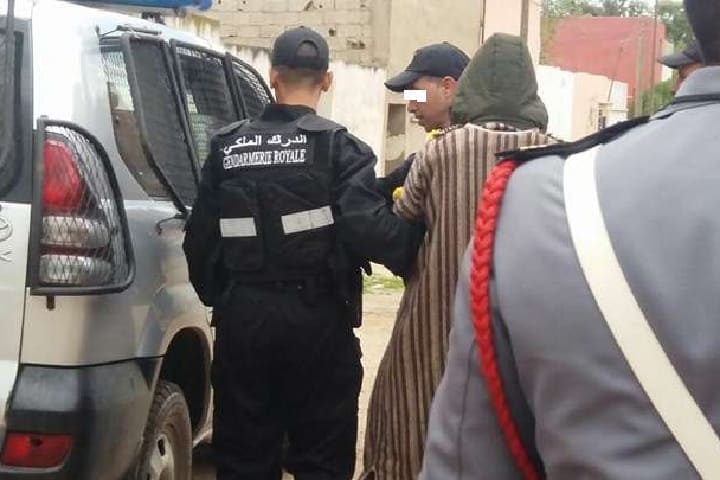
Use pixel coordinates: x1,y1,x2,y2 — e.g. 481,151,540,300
657,0,693,50
630,78,675,117
542,0,649,18
362,273,404,293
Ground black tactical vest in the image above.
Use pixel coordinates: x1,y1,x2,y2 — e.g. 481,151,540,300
215,114,343,283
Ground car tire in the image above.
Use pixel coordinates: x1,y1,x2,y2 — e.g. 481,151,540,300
131,380,192,480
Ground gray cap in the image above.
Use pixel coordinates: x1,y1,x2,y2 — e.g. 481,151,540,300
658,41,703,69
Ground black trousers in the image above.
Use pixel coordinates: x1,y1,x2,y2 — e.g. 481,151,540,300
212,282,363,480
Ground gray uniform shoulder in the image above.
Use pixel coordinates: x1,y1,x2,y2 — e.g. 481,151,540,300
497,116,649,165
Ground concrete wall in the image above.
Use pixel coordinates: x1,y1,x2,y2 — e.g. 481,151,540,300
382,0,482,168
483,0,541,64
537,65,575,141
327,61,388,165
165,12,223,46
385,0,482,77
209,0,482,71
206,0,378,66
571,72,610,139
538,65,628,141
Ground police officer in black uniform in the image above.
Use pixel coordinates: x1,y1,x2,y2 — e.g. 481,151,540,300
183,26,423,480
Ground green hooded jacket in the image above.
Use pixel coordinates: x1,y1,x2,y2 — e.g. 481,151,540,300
451,33,548,131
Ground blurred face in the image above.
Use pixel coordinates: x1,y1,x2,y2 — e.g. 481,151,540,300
673,62,703,94
405,76,458,132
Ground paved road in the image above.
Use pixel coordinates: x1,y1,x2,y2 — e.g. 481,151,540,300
192,290,401,480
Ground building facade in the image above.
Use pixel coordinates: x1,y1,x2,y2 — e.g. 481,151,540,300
546,16,666,107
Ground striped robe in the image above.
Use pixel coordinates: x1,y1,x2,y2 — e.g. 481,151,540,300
361,122,554,480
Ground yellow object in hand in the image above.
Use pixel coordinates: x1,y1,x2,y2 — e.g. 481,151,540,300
392,186,404,201
426,129,442,141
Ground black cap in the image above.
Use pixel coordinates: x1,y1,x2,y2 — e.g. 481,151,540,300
271,26,330,71
684,0,720,64
385,42,470,92
658,41,703,68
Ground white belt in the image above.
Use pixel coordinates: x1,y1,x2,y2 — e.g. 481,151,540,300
281,206,334,235
564,146,720,479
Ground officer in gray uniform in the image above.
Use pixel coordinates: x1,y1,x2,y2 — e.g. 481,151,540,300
420,1,720,478
184,27,422,480
658,40,704,94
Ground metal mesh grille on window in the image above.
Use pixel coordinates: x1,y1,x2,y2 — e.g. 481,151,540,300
233,60,272,119
0,31,7,150
40,127,130,286
102,49,135,111
101,48,168,198
176,46,237,163
129,40,197,206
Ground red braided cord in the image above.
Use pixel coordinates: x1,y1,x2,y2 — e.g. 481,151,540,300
471,161,540,480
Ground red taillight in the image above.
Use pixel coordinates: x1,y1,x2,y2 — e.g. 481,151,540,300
0,432,73,468
43,139,84,211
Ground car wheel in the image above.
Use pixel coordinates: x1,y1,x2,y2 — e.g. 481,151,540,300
132,380,192,480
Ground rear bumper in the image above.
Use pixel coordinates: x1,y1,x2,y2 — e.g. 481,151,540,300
0,360,20,453
0,359,160,479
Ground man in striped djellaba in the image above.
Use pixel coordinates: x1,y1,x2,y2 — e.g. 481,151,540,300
361,33,556,480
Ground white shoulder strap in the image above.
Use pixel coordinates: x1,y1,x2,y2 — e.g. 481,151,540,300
563,146,720,479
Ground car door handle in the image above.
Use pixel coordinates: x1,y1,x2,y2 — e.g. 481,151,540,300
155,213,187,235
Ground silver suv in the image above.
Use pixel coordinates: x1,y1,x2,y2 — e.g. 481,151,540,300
0,1,272,478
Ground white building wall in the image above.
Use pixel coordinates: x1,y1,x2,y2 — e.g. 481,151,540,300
538,65,628,141
328,61,388,165
165,13,223,46
537,65,575,141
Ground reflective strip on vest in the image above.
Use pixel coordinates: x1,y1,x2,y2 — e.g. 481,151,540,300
220,217,257,238
281,206,334,235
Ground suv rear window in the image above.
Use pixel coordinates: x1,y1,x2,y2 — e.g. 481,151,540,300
173,44,238,163
124,36,199,208
232,59,273,119
0,29,7,152
101,44,169,199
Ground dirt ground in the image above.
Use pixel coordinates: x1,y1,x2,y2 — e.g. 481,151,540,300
193,279,402,480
